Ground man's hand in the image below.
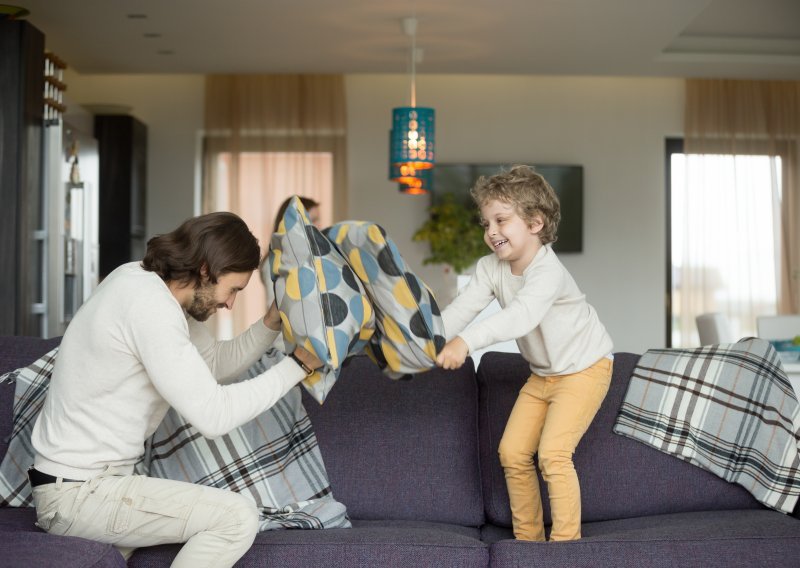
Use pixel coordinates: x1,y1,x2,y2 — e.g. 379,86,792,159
294,346,324,371
264,301,281,331
436,337,469,370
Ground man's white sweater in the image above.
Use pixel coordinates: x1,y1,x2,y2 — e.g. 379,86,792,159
442,246,613,377
32,262,305,480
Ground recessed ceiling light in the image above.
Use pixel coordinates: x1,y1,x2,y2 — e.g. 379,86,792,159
127,13,147,19
143,33,161,38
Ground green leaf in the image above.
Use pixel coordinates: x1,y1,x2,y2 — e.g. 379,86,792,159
412,192,486,273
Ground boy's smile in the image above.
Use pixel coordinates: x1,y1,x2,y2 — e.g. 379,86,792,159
480,199,543,275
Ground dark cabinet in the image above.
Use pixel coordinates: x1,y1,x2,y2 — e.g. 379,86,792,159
94,115,147,279
0,20,45,335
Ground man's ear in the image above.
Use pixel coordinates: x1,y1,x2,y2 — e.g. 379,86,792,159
199,263,209,281
529,216,544,235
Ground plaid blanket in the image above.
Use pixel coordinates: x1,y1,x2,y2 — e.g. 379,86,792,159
149,349,350,530
613,337,800,514
0,348,59,506
0,347,350,530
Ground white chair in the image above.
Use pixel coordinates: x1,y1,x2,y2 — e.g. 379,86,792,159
757,315,800,396
695,313,735,346
756,315,800,340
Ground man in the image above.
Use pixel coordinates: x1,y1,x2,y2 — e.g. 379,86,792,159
29,212,322,567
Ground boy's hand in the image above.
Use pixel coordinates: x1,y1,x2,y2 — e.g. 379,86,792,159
436,337,469,370
264,301,281,331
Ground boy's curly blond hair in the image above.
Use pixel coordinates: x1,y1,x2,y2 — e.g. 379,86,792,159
469,165,561,245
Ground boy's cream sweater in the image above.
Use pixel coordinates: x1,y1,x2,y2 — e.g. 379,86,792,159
442,245,613,377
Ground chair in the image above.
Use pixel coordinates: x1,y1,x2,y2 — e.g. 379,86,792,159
756,315,800,340
695,312,735,346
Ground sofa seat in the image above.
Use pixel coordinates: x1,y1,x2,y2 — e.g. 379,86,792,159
0,507,37,531
129,519,489,567
0,530,125,568
0,507,126,567
486,509,800,568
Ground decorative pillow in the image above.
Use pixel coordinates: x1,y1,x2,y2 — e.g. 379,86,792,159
0,348,59,507
324,221,446,378
267,197,375,403
148,350,350,530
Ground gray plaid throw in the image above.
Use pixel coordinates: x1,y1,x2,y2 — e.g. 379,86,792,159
0,348,59,507
0,348,350,530
147,349,350,530
613,337,800,513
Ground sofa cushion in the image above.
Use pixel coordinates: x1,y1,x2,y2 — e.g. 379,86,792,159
324,221,446,377
302,354,484,526
0,336,61,377
477,352,761,528
267,197,375,403
129,520,488,568
614,339,799,513
0,530,126,568
488,509,800,568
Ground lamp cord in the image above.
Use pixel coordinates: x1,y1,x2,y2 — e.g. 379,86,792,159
410,25,416,108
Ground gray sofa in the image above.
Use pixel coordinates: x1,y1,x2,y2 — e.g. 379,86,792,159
1,335,798,567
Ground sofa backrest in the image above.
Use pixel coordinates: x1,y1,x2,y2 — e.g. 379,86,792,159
303,354,485,526
477,351,762,527
0,335,62,464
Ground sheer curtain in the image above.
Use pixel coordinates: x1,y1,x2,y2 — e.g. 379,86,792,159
682,80,800,330
202,75,347,337
671,152,781,345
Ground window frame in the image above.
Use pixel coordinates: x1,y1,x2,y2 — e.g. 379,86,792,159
665,137,683,348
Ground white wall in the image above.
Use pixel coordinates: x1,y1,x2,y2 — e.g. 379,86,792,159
347,75,684,354
63,71,683,354
63,71,204,238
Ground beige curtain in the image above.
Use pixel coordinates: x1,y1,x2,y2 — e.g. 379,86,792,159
202,75,348,337
684,79,800,315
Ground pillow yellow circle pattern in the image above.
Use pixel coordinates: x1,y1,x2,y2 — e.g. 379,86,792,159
268,197,375,403
324,220,445,378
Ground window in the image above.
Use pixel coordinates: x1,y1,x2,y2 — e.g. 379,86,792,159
667,139,782,347
211,151,333,339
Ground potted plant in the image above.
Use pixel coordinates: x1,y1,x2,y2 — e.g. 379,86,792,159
412,192,486,274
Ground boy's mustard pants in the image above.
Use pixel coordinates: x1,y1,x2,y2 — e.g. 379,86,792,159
498,357,613,541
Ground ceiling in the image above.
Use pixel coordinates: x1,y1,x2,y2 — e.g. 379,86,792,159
14,0,800,79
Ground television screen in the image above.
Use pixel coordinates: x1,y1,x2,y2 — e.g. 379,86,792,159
432,164,583,253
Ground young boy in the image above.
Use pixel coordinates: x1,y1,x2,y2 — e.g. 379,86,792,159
436,165,613,542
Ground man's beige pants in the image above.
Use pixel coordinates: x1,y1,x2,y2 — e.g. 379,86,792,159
32,469,259,567
498,357,612,542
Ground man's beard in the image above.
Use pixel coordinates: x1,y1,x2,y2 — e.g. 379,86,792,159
186,281,219,322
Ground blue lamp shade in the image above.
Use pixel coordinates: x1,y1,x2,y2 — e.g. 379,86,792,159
398,166,433,195
390,107,435,169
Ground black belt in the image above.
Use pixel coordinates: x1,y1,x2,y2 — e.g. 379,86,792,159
28,468,84,487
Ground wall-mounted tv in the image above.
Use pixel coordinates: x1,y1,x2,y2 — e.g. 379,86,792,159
432,164,583,253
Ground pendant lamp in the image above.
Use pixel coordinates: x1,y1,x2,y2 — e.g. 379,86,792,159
389,17,435,190
397,166,433,195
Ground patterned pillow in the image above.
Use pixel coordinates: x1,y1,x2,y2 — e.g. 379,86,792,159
0,348,59,507
267,197,375,403
324,221,446,378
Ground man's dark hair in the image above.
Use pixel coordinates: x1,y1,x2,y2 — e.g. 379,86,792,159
142,212,260,287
